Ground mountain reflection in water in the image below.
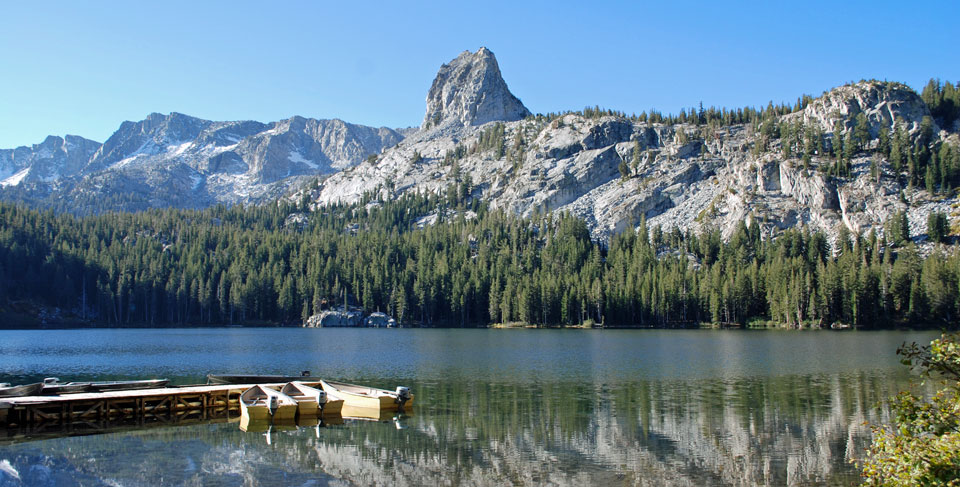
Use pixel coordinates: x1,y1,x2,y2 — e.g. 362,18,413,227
0,371,906,486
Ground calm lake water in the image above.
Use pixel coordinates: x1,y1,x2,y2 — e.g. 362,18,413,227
0,328,938,486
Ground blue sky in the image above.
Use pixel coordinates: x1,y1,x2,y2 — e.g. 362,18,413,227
1,1,957,148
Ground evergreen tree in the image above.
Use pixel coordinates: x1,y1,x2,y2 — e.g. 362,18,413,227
927,212,949,244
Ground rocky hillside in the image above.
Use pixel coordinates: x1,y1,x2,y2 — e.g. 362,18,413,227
311,48,959,243
0,113,405,213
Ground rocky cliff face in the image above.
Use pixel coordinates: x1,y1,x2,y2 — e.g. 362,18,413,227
421,47,531,130
0,113,405,213
313,50,957,243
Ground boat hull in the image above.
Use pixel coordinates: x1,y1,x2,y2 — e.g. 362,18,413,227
294,399,320,418
41,383,92,395
342,405,401,422
240,385,299,423
240,402,271,422
272,403,298,423
320,380,413,411
321,398,344,416
88,380,169,392
0,383,43,398
208,374,313,385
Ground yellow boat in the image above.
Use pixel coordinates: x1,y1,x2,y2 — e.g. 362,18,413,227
280,381,345,417
319,379,413,410
239,385,298,422
320,388,345,416
280,381,319,418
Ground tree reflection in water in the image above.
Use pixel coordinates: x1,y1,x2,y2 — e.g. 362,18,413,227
0,370,913,486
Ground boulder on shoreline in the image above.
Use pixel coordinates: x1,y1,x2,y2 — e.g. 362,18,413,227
303,309,397,328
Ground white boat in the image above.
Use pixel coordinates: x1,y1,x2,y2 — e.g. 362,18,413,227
239,385,298,422
319,379,413,411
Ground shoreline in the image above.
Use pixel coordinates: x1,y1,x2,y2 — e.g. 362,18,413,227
0,322,945,331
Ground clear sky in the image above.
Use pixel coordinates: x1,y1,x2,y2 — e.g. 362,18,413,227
1,1,957,148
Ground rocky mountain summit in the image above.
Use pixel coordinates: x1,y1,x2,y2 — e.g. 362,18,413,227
0,135,100,189
312,49,958,243
0,113,405,212
422,47,531,130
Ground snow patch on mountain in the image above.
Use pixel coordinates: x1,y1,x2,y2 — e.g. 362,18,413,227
1,167,30,187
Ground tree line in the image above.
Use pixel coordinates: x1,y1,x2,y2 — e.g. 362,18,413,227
0,192,957,328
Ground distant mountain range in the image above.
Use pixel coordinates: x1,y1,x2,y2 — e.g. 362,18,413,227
3,47,958,242
0,113,406,212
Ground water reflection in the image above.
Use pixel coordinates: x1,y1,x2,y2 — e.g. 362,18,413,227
0,371,908,486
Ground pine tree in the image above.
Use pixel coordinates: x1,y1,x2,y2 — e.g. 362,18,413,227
853,113,870,151
833,120,845,160
927,212,949,244
926,163,937,194
618,159,630,181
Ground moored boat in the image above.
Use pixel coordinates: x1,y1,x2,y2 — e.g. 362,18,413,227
88,379,169,392
319,379,413,411
280,381,320,417
207,372,313,385
40,378,92,395
0,382,43,398
281,381,345,417
240,385,298,422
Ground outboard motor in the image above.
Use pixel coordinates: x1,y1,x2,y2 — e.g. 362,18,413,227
316,390,328,410
395,386,411,409
269,395,279,413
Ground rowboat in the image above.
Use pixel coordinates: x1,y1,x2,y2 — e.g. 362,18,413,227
240,385,298,422
0,382,43,398
319,379,413,411
280,381,319,417
88,379,168,392
40,378,91,395
38,378,168,395
207,373,313,385
281,381,345,417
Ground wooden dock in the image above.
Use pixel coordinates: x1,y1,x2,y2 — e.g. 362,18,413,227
0,382,318,442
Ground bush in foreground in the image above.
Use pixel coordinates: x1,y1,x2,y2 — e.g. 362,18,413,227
860,333,960,486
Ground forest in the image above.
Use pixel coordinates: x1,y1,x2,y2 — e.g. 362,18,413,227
0,188,957,329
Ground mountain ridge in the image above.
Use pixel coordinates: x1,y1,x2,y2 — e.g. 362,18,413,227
312,50,959,243
0,112,406,213
2,47,958,246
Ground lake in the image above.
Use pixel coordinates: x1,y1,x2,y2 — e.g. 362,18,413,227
0,328,937,486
